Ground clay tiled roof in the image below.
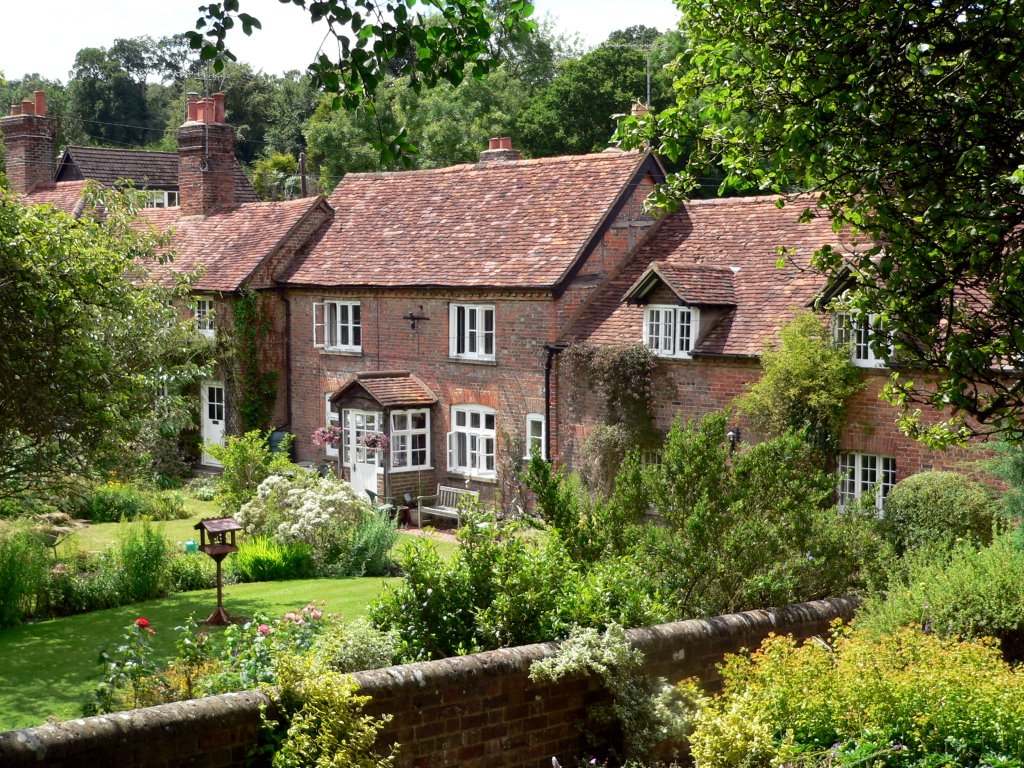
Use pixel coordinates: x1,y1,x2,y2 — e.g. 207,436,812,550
331,372,438,408
282,150,653,289
623,261,737,305
22,181,91,215
140,197,329,292
53,145,258,202
57,146,179,187
572,196,865,357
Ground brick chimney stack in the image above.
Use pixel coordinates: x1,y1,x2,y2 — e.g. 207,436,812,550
178,92,236,216
0,91,57,194
478,136,522,164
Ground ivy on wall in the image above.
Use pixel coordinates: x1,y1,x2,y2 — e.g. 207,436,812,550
218,291,279,432
561,342,657,445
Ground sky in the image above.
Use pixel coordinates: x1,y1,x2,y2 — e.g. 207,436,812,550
0,0,681,83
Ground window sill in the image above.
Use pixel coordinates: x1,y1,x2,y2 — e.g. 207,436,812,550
448,357,498,366
446,471,498,484
650,352,694,361
851,360,887,369
391,465,434,474
319,348,363,357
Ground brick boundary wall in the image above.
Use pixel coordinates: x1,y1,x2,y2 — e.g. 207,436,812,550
0,597,857,768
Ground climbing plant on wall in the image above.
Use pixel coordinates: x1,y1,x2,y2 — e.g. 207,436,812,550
222,291,279,433
562,342,657,444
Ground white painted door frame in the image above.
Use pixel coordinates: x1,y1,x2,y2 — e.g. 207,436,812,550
201,380,226,467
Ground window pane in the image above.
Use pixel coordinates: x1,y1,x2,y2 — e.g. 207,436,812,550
470,412,480,429
456,307,466,354
456,410,466,427
678,309,692,353
412,412,427,430
392,412,408,431
485,413,495,430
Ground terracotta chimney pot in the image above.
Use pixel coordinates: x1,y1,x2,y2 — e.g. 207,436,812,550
212,92,226,123
21,99,34,116
187,97,198,122
34,91,46,117
498,136,513,150
488,137,500,150
9,104,21,116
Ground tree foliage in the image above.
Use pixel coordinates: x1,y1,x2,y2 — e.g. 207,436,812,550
736,311,862,455
0,182,209,497
620,0,1024,444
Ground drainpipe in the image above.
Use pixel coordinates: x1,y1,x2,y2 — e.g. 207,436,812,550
282,292,292,431
543,343,566,462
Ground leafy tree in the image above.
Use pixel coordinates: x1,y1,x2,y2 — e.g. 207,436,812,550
516,27,684,157
66,44,162,147
189,0,536,161
736,311,863,456
621,0,1024,445
0,182,210,498
251,153,300,200
263,71,321,159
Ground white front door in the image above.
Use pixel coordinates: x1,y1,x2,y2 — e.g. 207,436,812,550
344,409,381,497
201,380,226,466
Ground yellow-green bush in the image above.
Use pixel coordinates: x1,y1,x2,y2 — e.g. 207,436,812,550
689,624,1024,768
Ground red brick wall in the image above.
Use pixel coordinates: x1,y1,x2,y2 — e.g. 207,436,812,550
0,598,856,768
284,178,657,499
178,123,237,216
559,352,984,482
287,288,552,501
0,113,57,195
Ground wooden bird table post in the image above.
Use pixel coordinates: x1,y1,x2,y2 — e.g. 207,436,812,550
194,517,242,625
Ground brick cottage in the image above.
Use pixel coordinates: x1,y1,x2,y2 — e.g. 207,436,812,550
1,90,986,504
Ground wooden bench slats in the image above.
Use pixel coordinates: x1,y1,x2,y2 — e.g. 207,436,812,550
417,484,478,527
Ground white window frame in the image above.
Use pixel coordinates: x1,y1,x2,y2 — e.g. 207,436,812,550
324,394,341,458
525,413,546,460
145,189,179,208
447,405,496,478
313,300,362,353
194,297,215,338
449,303,496,361
643,305,699,359
832,311,890,368
838,452,896,512
391,408,431,472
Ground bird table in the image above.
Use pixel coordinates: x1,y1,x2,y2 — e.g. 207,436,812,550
193,517,242,626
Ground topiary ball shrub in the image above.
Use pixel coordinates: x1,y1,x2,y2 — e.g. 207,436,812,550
881,471,998,554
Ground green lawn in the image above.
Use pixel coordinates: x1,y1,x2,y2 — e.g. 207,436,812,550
0,577,397,732
2,502,459,734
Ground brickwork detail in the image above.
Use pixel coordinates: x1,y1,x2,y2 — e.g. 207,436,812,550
0,598,856,768
0,110,57,195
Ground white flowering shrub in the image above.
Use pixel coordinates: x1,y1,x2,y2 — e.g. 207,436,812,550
239,473,362,543
237,473,395,577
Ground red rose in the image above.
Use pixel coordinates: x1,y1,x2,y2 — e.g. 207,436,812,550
135,617,149,628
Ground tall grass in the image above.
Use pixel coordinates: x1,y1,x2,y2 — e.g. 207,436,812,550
0,521,47,627
117,521,170,603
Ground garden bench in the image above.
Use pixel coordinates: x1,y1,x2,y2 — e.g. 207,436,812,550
415,485,479,528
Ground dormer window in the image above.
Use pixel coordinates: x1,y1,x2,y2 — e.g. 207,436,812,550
644,305,699,359
145,190,179,208
833,312,890,368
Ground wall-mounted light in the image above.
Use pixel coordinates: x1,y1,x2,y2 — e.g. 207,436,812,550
726,427,741,453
